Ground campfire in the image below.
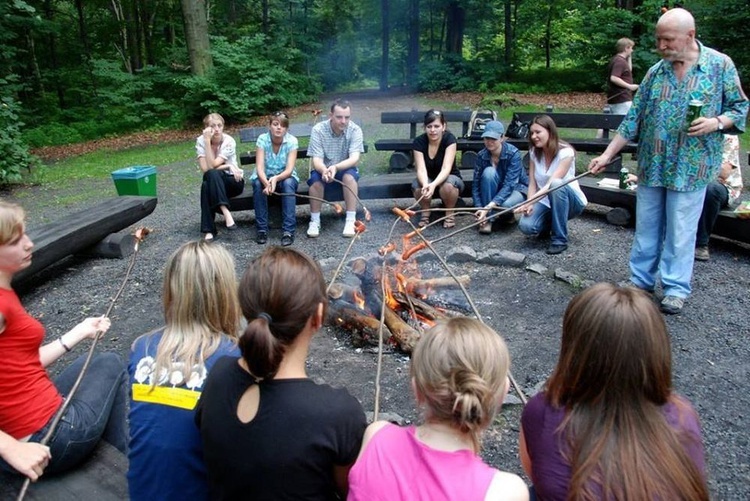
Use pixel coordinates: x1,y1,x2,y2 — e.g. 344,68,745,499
326,252,470,353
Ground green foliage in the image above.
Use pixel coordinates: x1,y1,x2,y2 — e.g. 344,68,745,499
0,94,39,185
180,35,321,122
417,56,476,92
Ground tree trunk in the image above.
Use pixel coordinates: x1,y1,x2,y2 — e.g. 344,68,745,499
262,0,269,33
504,0,512,66
544,2,553,69
406,0,419,87
180,0,214,76
380,0,389,90
445,1,464,56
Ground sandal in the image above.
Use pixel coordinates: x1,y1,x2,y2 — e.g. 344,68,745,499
442,213,455,229
418,213,431,228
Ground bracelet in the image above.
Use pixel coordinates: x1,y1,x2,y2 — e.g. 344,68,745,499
59,337,71,352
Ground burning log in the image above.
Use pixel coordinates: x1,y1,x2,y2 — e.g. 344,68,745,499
392,292,449,321
405,275,470,294
382,306,420,353
328,283,365,308
327,299,391,346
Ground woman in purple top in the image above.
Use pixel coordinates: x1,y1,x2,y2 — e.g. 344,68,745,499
519,282,708,501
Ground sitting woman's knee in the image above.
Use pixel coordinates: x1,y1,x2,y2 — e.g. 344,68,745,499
481,166,498,182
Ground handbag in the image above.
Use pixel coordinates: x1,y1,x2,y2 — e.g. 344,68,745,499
506,118,530,139
465,109,498,139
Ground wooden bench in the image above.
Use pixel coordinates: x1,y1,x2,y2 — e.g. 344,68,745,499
12,196,158,288
227,168,477,212
0,441,128,501
238,123,313,166
579,176,750,244
374,110,474,172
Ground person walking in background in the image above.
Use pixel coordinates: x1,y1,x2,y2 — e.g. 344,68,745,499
472,120,528,234
251,111,299,247
196,247,366,500
0,201,127,481
520,283,708,500
196,113,245,242
412,109,464,229
607,37,639,115
589,7,748,314
348,317,529,501
306,99,365,238
127,241,240,501
517,115,587,255
695,134,743,261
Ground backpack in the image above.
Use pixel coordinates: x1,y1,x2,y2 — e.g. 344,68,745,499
465,109,498,139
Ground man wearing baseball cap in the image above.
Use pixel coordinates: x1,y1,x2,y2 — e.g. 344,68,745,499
472,120,529,233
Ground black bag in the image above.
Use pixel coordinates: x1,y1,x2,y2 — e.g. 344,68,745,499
466,109,498,139
506,118,530,139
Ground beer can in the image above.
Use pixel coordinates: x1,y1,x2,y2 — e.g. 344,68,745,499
685,99,703,130
619,167,629,190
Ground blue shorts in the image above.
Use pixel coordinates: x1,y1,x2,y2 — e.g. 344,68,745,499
307,167,359,186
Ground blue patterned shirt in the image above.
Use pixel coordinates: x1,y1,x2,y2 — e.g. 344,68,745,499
251,132,299,181
617,41,748,191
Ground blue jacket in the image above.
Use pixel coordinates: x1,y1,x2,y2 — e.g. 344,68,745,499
472,142,528,207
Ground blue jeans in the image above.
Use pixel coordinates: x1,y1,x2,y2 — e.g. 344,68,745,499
0,353,128,476
477,166,526,222
518,180,586,245
630,185,706,298
252,177,299,234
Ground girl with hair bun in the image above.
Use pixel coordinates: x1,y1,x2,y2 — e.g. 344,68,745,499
520,282,708,500
127,240,241,500
348,317,529,501
196,246,367,500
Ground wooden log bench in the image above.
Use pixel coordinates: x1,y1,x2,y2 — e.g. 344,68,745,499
374,110,474,172
579,176,750,244
12,196,158,288
0,441,128,501
456,112,638,175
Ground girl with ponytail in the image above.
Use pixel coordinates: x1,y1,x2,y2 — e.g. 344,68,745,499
196,246,366,500
348,317,529,501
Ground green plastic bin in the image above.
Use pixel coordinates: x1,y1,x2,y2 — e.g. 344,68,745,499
111,166,157,196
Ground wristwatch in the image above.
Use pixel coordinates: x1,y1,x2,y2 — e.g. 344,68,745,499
716,117,724,131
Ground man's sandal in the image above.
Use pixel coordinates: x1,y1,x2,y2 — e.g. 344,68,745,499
442,214,455,229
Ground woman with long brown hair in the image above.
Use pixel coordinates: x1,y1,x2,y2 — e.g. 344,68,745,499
196,247,366,500
519,282,708,500
517,115,587,254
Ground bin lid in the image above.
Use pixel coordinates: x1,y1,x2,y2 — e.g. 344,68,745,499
111,165,157,179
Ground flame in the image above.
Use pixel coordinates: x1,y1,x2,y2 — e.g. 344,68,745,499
353,290,366,310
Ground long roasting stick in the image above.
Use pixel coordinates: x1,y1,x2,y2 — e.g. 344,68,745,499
17,228,151,501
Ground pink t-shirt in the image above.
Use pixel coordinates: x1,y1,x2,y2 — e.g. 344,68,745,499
348,424,497,501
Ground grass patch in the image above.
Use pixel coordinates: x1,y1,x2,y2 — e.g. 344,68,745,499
25,140,195,189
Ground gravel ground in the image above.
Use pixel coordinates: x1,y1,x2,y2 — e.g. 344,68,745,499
5,93,750,499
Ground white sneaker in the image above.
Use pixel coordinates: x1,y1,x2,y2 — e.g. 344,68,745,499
306,220,320,238
342,220,356,238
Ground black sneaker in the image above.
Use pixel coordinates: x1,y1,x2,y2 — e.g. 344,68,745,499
255,232,268,245
281,233,294,247
546,243,568,255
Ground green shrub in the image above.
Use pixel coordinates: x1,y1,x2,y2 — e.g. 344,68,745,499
0,95,39,185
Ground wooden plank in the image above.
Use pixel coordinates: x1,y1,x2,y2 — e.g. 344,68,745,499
0,442,128,501
578,177,749,243
12,196,157,286
228,169,476,212
380,110,474,138
239,123,313,144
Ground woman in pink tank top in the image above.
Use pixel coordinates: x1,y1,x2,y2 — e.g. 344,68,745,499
348,317,529,501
